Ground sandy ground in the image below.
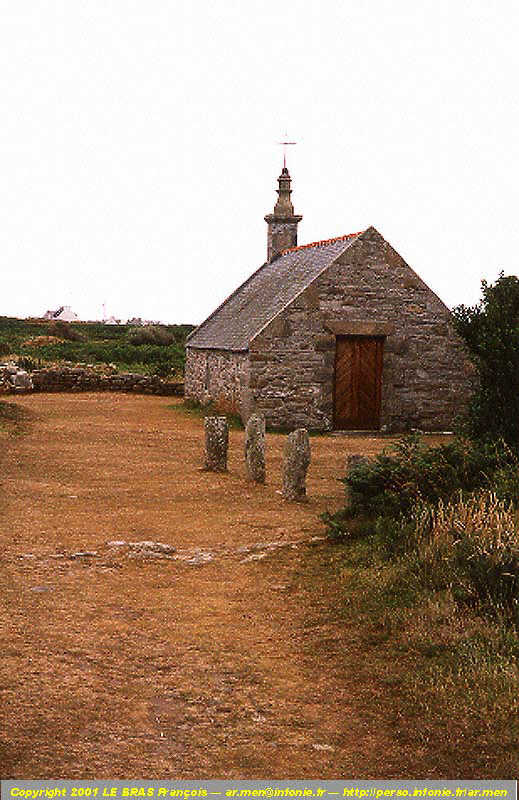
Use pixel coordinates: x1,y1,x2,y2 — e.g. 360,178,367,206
0,393,442,778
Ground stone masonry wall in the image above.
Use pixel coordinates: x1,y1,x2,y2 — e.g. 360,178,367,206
266,220,299,263
29,367,183,396
184,349,251,416
248,227,474,432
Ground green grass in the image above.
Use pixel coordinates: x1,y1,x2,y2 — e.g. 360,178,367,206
298,537,519,777
0,316,195,377
168,399,333,435
167,398,244,430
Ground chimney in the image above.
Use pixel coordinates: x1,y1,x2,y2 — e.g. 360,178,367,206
264,166,302,261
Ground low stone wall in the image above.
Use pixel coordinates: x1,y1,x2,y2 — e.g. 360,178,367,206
0,364,33,393
29,367,184,396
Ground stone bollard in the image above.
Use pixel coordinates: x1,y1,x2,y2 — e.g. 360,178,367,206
282,428,311,501
203,416,229,472
245,414,266,484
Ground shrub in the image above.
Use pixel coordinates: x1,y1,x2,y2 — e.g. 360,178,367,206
16,340,186,376
47,320,85,342
127,326,174,346
0,317,194,375
453,273,519,445
151,358,176,378
349,435,519,515
322,435,519,538
16,356,41,372
0,340,11,357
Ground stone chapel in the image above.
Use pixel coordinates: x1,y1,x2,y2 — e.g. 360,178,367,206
184,167,472,432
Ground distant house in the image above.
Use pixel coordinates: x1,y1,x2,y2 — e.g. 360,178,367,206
185,166,473,432
104,316,120,325
42,305,79,322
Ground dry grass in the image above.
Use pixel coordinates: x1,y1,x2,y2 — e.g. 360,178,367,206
415,492,518,551
1,393,417,779
1,393,512,779
21,336,65,347
411,492,519,622
315,532,519,778
0,400,31,438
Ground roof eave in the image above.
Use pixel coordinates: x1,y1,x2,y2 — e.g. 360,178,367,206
186,344,249,353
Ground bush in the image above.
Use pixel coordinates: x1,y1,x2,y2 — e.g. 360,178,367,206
16,340,186,376
322,433,519,627
0,317,194,375
47,320,85,342
16,356,41,372
322,435,519,537
453,273,519,445
0,340,11,357
127,326,174,346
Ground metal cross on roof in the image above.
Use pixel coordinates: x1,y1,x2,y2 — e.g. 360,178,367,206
278,134,297,169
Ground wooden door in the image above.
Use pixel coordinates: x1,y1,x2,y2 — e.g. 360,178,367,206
334,336,383,430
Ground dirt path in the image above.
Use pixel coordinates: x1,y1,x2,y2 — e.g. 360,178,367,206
0,394,433,778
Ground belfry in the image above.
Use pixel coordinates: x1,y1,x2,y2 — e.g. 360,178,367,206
264,167,303,262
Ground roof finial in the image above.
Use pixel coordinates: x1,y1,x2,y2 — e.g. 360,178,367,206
278,132,296,170
265,153,303,261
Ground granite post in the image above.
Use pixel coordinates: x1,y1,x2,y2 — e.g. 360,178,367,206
282,428,311,501
245,413,266,483
203,416,229,472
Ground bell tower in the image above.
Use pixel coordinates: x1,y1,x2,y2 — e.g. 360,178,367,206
264,166,302,262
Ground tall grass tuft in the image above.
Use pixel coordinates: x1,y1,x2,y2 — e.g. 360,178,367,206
411,492,519,624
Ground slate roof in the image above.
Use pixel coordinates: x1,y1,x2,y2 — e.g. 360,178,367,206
187,231,364,351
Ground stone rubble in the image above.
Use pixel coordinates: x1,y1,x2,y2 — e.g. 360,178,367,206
0,363,33,393
69,551,98,559
17,535,327,568
128,541,176,554
240,552,268,563
182,550,214,566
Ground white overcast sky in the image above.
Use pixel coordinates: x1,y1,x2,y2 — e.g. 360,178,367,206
1,0,518,324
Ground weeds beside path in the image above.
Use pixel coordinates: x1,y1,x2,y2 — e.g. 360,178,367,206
0,394,484,777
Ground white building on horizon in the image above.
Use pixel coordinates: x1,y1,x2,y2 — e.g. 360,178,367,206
42,305,80,322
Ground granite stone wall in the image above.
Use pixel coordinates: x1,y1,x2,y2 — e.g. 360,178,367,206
184,349,251,416
265,220,299,263
29,367,183,396
248,228,474,431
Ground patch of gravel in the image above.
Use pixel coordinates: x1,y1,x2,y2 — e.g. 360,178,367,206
69,551,98,559
18,535,327,569
108,540,176,554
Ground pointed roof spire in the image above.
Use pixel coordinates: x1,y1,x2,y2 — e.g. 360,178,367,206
265,165,302,261
274,165,296,217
